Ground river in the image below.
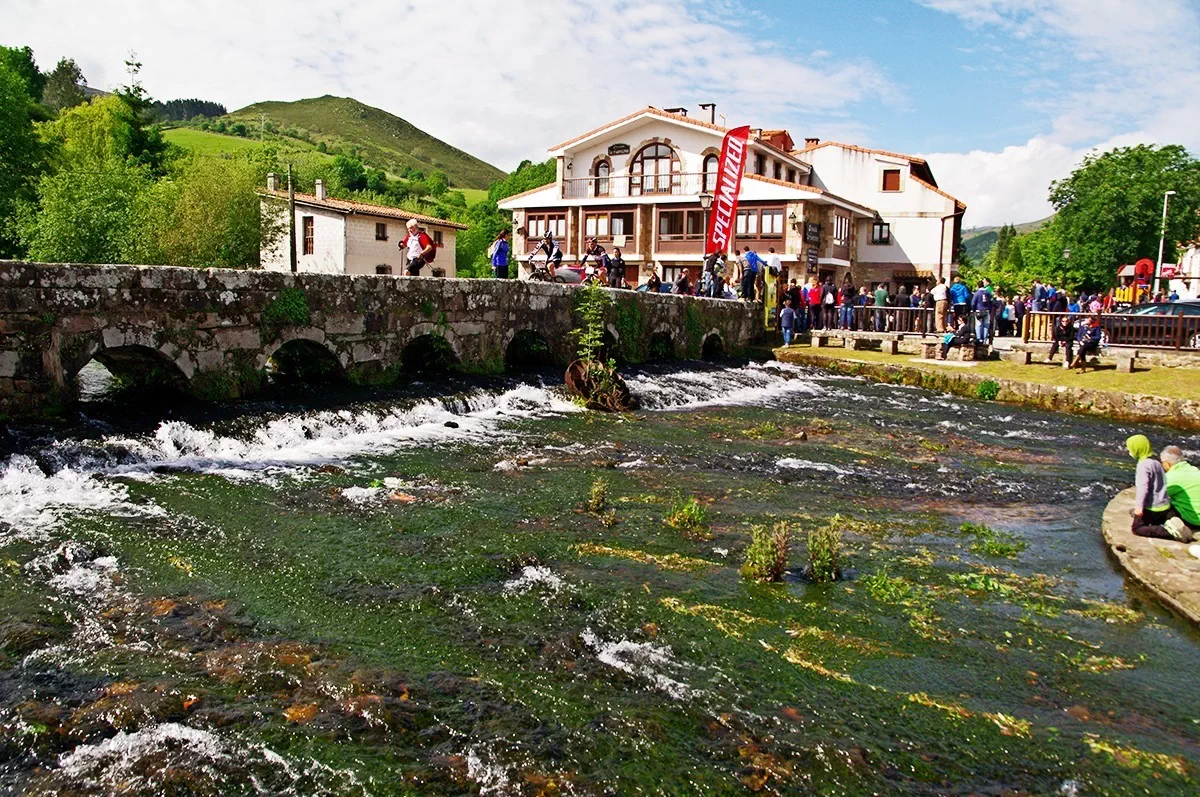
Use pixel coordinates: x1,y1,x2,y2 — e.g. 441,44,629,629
0,360,1197,795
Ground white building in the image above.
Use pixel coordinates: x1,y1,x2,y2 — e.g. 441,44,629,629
259,176,466,277
1173,244,1200,299
498,107,966,289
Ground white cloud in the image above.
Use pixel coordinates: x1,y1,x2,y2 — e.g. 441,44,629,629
3,0,896,172
921,0,1200,226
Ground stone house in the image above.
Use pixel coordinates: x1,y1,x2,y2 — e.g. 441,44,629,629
259,176,466,277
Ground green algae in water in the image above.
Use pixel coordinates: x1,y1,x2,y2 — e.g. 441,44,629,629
1,364,1198,794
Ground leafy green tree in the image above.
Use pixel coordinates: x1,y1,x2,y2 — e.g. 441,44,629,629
488,158,556,202
113,56,168,174
18,159,150,263
331,153,367,191
0,45,46,100
1050,144,1200,290
229,121,248,137
365,168,388,194
41,57,86,112
426,169,449,197
0,60,44,256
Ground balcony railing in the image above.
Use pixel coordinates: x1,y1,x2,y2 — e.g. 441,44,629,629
562,172,713,200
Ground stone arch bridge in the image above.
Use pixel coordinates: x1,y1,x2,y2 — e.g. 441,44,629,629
0,262,761,416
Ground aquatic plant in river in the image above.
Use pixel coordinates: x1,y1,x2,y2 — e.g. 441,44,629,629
741,521,791,582
806,515,842,582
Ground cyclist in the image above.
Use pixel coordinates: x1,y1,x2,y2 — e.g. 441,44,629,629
531,231,563,278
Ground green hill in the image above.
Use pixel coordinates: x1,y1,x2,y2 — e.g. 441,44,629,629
164,127,329,159
226,96,504,190
962,216,1052,263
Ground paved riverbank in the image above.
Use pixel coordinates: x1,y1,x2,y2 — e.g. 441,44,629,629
1102,489,1200,625
775,346,1200,431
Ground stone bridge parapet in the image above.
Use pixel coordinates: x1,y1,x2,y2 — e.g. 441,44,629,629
0,261,761,416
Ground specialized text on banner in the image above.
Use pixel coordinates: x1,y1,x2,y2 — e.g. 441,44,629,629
705,125,751,257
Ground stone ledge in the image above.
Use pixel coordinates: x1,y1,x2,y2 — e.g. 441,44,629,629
1102,489,1200,626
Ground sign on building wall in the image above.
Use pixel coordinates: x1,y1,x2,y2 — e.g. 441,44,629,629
806,249,819,275
804,222,821,245
608,143,630,156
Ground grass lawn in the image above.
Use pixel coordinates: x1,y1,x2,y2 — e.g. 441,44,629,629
456,187,490,205
777,344,1200,402
164,128,330,161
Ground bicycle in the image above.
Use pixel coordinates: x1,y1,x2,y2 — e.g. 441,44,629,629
527,256,566,283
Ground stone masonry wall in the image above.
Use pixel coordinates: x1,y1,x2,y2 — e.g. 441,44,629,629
0,261,761,416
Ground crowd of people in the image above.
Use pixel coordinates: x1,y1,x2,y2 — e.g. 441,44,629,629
1126,435,1200,557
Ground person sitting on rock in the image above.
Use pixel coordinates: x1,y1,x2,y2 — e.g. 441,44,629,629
1127,435,1178,540
939,315,974,360
1161,446,1200,542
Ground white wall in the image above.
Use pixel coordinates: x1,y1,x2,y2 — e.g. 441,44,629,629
261,202,345,274
802,147,957,271
342,215,457,277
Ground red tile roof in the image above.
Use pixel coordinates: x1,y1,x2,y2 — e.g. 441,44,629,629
549,106,728,152
908,175,967,210
792,140,928,166
743,174,877,216
261,190,468,229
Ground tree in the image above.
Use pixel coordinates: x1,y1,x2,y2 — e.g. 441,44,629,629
0,60,43,256
426,170,449,197
0,45,46,100
113,56,168,174
994,223,1013,267
42,57,86,112
331,153,367,191
1050,144,1200,290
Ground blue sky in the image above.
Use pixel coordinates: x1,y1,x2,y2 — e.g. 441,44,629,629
7,0,1200,226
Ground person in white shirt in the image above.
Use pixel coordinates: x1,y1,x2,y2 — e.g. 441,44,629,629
402,219,435,276
930,278,950,332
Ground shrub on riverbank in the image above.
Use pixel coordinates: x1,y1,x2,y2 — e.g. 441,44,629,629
664,493,709,538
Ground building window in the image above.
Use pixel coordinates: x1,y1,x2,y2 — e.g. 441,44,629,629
525,213,567,241
375,222,388,241
658,209,705,240
733,207,786,238
871,221,891,245
787,168,797,183
735,209,758,236
882,169,901,192
375,264,392,275
594,159,611,197
773,161,783,180
658,210,685,238
584,210,635,241
761,209,784,236
630,143,679,195
833,215,850,247
432,229,443,246
754,153,766,176
702,154,719,192
302,216,314,255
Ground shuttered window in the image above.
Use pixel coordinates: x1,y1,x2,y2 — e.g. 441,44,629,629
882,169,901,192
302,217,314,255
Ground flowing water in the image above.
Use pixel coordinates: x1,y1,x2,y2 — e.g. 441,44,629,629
1,361,1198,795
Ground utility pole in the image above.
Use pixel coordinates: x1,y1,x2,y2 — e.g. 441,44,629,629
1154,189,1176,297
260,113,266,142
288,163,297,273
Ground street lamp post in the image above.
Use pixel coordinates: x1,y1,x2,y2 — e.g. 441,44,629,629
698,192,714,254
1154,190,1176,297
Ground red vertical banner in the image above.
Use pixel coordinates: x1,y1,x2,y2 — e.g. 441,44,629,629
705,125,751,257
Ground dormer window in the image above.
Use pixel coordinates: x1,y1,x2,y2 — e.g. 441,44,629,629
882,169,901,192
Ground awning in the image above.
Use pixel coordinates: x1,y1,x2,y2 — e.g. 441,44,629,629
1117,264,1136,278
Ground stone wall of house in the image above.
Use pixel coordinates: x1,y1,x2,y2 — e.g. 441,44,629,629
0,261,762,416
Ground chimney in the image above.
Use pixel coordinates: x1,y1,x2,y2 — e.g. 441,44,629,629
266,172,277,191
699,103,716,124
314,179,326,200
805,137,820,148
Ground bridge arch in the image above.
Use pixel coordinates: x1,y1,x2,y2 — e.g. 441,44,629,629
402,332,461,374
701,331,725,360
647,330,675,361
265,338,346,384
504,329,555,372
70,342,190,397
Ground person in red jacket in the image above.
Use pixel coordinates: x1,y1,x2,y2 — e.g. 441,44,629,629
402,219,435,276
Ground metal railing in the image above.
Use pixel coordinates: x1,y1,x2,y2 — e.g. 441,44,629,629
1024,311,1200,350
561,172,712,200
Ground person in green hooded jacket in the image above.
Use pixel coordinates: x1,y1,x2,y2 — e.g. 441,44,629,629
1126,435,1179,540
1161,446,1200,543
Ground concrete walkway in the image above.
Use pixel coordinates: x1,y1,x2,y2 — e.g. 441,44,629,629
1102,488,1200,625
